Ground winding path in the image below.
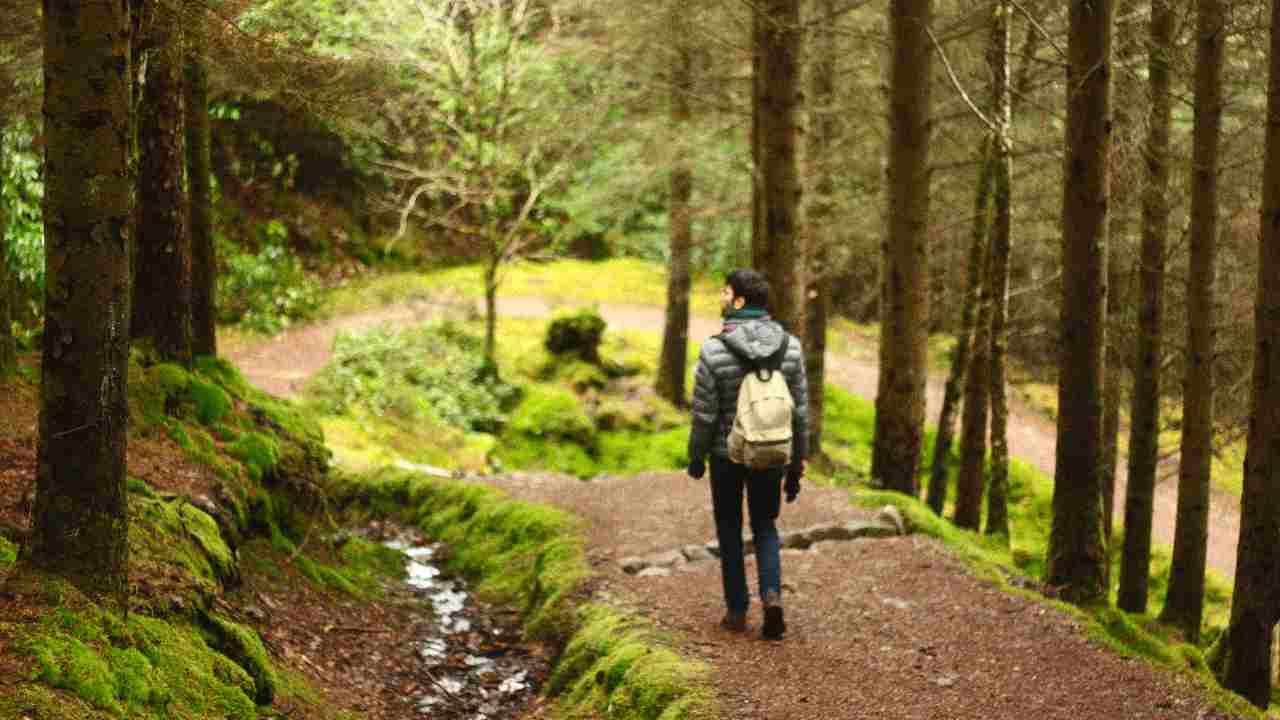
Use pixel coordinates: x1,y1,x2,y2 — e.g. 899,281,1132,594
223,293,1240,578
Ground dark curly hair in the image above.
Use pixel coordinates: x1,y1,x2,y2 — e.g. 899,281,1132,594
725,269,771,310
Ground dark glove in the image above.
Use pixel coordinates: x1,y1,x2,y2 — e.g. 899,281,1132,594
688,458,706,480
785,465,802,503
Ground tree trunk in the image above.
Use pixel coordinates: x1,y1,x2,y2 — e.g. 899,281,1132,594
757,0,803,334
1101,248,1123,568
29,0,134,605
872,0,933,496
985,0,1014,540
186,47,216,358
928,141,993,514
1118,0,1174,615
1223,0,1280,701
1046,0,1113,607
483,262,499,371
1162,0,1224,643
0,122,14,380
804,0,838,456
750,8,765,268
132,7,191,365
954,240,993,531
657,34,693,408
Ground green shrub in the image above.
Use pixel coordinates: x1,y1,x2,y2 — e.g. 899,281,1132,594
217,224,323,334
308,322,516,432
508,384,595,444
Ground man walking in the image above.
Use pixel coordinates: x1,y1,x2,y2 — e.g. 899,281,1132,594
687,269,808,640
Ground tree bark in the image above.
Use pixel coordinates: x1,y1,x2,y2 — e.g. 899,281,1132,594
132,6,191,365
804,0,838,456
985,0,1014,540
954,239,993,531
1100,249,1123,574
0,119,14,379
1162,0,1224,643
1223,0,1280,702
872,0,933,496
483,260,499,371
750,8,766,269
928,141,993,514
656,32,693,408
1118,0,1174,615
1046,0,1113,606
29,0,134,605
186,47,216,358
757,0,803,335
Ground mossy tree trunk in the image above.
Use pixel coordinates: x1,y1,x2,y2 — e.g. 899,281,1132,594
804,0,838,456
656,18,693,409
1223,0,1280,701
1118,0,1174,615
985,0,1015,541
1046,0,1113,607
928,140,993,515
29,0,134,605
954,239,993,531
1162,0,1225,643
132,5,191,365
872,0,933,497
1100,249,1123,580
187,46,216,358
757,0,803,335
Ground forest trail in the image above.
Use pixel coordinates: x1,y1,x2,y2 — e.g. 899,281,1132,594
223,292,1241,579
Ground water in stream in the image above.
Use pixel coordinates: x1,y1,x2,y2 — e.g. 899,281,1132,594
383,538,545,718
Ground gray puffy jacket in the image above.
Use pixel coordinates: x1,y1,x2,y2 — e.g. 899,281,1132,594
687,315,808,465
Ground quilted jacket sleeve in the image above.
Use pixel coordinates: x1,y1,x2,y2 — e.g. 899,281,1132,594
785,335,809,463
687,343,720,463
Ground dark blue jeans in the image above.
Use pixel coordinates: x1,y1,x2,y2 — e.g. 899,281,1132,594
709,456,783,614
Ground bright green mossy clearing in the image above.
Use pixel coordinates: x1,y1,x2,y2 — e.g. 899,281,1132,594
325,258,723,317
10,593,260,719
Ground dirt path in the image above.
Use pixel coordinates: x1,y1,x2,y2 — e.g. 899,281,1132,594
225,294,1241,578
480,471,1235,719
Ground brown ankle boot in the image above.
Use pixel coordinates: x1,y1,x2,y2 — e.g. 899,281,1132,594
761,591,786,640
720,611,748,633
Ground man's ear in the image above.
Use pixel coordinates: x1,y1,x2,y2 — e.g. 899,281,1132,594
734,297,746,310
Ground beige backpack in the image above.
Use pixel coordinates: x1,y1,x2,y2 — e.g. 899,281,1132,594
724,336,794,470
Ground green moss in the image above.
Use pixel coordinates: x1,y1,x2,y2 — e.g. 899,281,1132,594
201,614,277,705
596,429,687,474
190,378,232,426
193,355,254,399
14,604,257,719
508,384,595,443
129,494,239,598
0,535,16,569
550,605,717,720
229,432,281,482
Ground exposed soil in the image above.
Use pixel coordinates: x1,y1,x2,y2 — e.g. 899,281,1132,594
477,470,1239,719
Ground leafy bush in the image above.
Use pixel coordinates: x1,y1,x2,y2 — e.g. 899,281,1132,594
216,221,323,333
309,322,517,433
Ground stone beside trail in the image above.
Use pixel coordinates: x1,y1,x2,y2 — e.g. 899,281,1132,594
481,471,1237,720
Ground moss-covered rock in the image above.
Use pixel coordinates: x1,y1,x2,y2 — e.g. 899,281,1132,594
129,493,240,606
545,309,607,363
0,534,16,569
190,378,232,426
201,614,277,705
228,432,280,483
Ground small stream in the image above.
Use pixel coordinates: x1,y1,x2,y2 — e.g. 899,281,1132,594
382,536,546,718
